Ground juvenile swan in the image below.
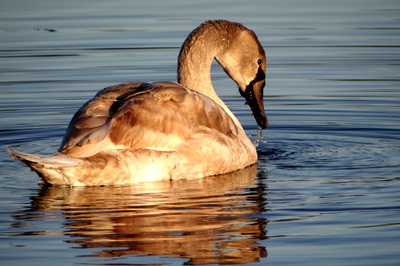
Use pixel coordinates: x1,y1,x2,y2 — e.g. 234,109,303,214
9,20,267,186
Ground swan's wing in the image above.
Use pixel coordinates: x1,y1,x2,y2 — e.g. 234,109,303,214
59,81,239,157
58,82,149,156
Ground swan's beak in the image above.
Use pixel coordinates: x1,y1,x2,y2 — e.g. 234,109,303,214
242,67,268,129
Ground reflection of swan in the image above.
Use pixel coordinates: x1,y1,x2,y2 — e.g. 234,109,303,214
9,20,267,186
13,165,268,264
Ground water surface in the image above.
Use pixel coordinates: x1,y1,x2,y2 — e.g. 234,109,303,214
1,0,400,265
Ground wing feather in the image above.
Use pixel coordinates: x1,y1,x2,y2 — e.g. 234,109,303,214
59,81,239,158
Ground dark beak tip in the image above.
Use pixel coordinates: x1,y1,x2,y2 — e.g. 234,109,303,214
258,118,268,129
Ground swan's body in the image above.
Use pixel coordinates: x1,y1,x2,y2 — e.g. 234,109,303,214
9,20,267,186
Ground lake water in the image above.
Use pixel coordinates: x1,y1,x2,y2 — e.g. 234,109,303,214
1,0,400,265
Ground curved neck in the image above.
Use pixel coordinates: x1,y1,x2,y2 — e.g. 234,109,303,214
177,21,242,128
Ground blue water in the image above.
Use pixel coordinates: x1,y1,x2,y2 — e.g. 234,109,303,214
1,0,400,265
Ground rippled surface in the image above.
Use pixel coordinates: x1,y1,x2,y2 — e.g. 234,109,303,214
1,0,400,265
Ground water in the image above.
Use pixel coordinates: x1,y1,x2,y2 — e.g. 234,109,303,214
1,0,400,265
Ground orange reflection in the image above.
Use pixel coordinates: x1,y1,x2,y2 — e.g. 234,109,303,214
16,165,268,264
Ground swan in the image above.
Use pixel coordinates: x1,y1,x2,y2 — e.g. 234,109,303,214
8,20,267,186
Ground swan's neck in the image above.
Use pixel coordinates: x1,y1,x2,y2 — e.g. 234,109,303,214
177,24,242,128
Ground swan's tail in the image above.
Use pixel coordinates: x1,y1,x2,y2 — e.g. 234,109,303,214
8,149,80,166
8,149,83,186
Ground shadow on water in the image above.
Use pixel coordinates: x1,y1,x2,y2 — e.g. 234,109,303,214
11,164,268,265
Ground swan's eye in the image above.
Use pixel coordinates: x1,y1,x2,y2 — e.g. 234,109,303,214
257,59,262,65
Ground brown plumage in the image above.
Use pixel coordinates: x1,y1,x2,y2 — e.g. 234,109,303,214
9,20,267,186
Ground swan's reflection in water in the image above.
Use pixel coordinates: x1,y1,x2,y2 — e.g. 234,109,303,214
17,165,268,264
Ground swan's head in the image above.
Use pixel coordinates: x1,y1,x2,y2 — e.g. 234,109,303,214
216,26,268,129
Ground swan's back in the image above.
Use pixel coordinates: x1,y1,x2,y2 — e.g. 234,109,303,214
59,82,244,159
